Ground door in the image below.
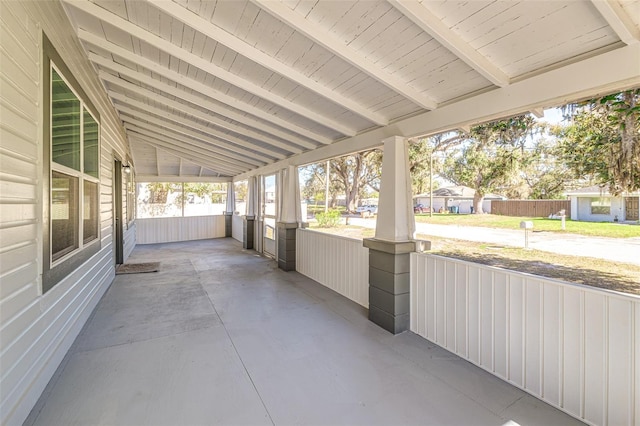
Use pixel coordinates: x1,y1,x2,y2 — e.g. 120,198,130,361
262,174,277,258
625,196,639,221
114,159,124,265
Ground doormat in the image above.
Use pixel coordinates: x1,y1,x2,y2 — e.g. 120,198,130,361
116,262,160,275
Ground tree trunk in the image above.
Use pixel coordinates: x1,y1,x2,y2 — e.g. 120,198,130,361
473,191,485,214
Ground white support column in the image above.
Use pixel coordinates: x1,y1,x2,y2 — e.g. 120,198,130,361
225,183,235,214
246,176,257,217
280,165,300,224
277,165,299,271
224,182,235,237
375,136,415,242
243,176,258,249
364,135,422,334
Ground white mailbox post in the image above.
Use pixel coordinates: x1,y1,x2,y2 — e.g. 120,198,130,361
520,220,533,249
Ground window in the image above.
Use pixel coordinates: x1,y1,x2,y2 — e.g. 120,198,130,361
43,33,101,293
136,182,227,218
234,180,248,214
49,67,100,263
591,198,611,215
125,167,135,227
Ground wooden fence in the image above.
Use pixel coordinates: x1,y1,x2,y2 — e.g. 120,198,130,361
490,199,570,217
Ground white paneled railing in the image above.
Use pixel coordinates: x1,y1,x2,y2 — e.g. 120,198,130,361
296,229,369,308
136,216,225,244
410,253,639,426
232,214,244,243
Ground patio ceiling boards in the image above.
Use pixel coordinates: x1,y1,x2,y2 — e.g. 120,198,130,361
61,0,640,181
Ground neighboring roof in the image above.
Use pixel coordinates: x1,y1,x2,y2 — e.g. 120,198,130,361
564,186,640,196
414,186,506,200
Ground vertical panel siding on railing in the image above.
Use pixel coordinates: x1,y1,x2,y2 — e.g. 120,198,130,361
410,253,639,426
296,229,369,308
136,216,225,244
231,214,243,243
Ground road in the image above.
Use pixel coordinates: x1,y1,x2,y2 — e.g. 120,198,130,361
347,217,640,266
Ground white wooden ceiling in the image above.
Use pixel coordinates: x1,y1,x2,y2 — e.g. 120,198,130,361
61,0,640,180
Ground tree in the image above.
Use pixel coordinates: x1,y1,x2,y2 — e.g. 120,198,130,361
330,150,382,212
507,130,582,199
409,133,464,195
441,115,537,213
558,89,640,194
299,162,342,208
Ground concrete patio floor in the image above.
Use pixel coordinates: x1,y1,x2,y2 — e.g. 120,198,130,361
25,238,583,426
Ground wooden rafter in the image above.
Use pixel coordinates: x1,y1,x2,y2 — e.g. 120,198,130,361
389,0,510,87
116,106,268,166
125,123,257,171
65,0,359,136
254,0,437,110
109,93,279,161
151,0,389,125
91,54,322,149
590,0,640,45
100,71,305,155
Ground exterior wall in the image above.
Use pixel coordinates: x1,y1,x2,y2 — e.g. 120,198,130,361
415,197,492,214
0,2,134,424
410,253,640,426
575,196,623,222
296,229,369,308
136,216,225,244
231,214,244,243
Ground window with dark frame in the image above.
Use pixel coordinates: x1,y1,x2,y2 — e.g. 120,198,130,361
50,67,100,263
43,32,102,293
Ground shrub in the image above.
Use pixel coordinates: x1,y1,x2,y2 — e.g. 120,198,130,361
315,209,341,228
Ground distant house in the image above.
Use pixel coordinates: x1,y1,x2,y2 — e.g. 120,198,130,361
413,186,506,213
564,186,639,222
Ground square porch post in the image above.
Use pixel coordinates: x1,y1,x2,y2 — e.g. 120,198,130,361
277,165,300,271
243,176,257,249
224,182,235,237
363,136,417,334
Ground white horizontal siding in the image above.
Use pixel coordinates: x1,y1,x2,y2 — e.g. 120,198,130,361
231,214,243,243
410,253,640,426
136,216,226,244
0,1,133,425
296,229,368,308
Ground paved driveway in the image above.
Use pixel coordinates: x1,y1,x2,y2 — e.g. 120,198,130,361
349,218,640,266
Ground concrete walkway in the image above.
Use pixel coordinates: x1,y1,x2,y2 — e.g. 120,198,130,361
350,218,640,266
25,239,582,426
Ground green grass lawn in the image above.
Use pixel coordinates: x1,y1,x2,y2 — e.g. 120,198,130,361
413,213,640,238
309,224,640,295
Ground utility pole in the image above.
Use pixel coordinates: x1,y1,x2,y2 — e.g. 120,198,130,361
429,151,434,217
325,159,330,213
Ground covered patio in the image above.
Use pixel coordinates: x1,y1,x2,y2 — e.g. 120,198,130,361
25,238,580,426
2,1,639,425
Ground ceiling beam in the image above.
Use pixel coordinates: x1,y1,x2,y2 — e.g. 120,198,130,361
253,0,437,110
90,53,323,148
80,39,332,145
100,71,306,154
389,0,510,87
590,0,640,45
149,0,388,125
109,92,279,161
130,134,242,176
66,1,359,136
125,122,255,171
234,43,640,180
120,115,264,168
136,174,231,183
116,106,267,166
